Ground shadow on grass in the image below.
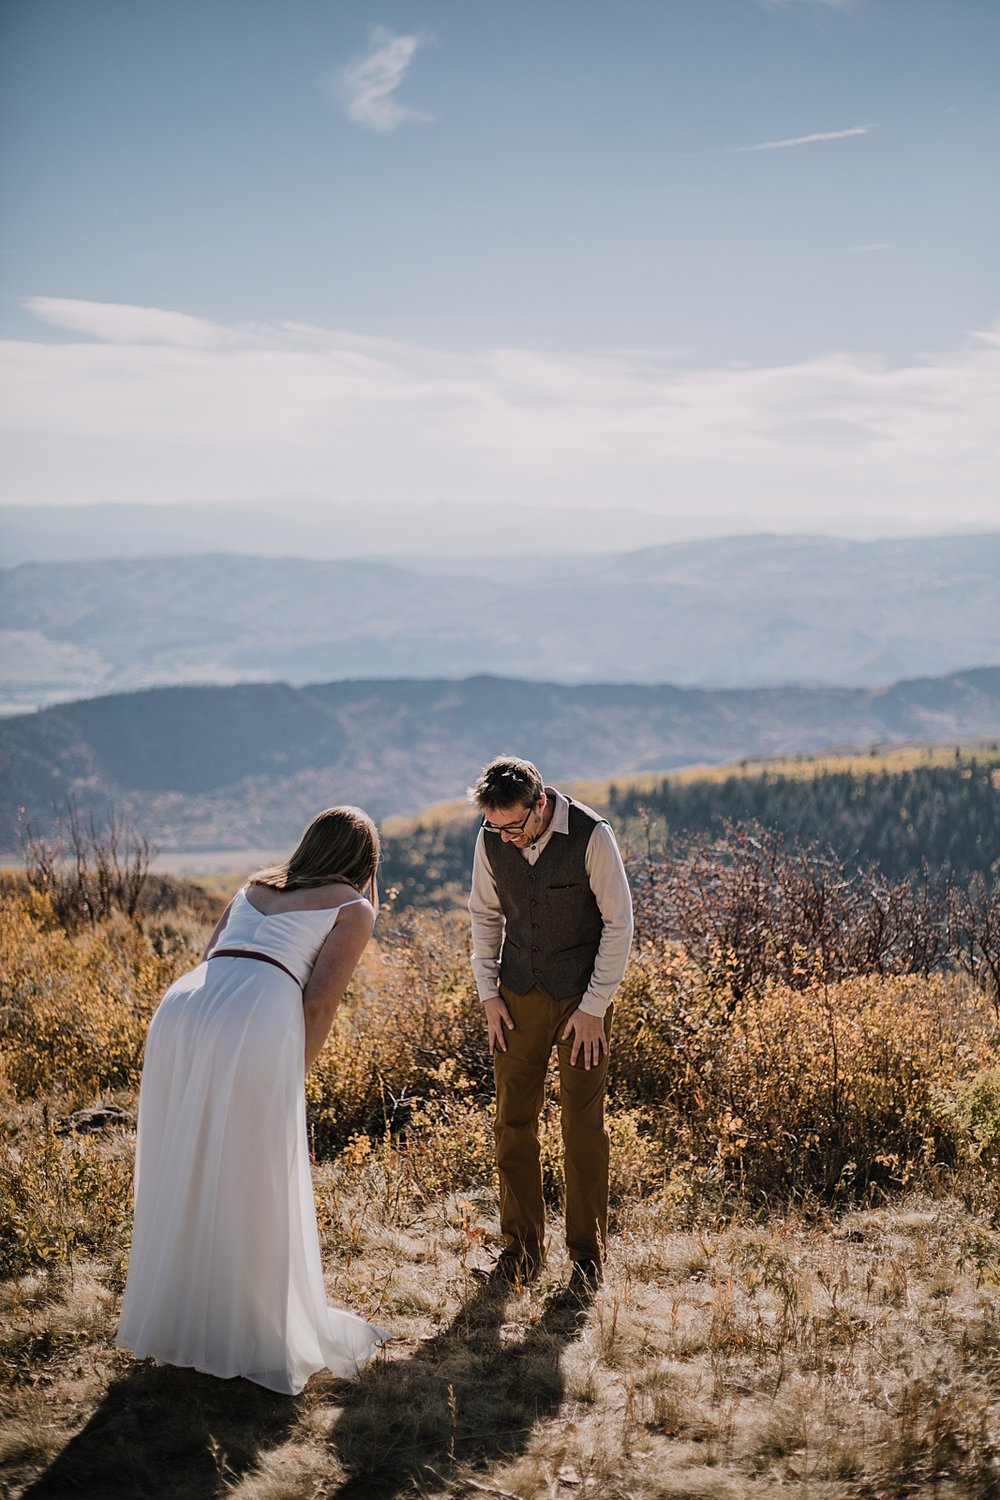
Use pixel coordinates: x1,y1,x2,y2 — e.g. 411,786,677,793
20,1360,297,1500
21,1279,592,1499
326,1275,595,1498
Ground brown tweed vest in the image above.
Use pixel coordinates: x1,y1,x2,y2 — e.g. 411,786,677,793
490,797,606,1001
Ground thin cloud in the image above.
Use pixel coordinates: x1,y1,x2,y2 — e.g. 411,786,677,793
333,25,431,132
2,299,997,532
848,242,890,254
25,297,225,348
730,125,870,153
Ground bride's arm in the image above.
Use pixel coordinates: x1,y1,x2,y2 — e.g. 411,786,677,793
302,901,376,1073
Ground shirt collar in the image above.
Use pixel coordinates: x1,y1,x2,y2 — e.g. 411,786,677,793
545,786,570,836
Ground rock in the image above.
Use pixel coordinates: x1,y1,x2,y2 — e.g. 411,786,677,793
57,1104,134,1135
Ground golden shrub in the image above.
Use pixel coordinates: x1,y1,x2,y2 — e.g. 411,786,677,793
0,890,183,1105
307,910,489,1156
3,886,1000,1235
396,1092,496,1203
949,1066,1000,1168
717,972,997,1197
0,1109,134,1278
611,956,997,1202
606,1107,669,1206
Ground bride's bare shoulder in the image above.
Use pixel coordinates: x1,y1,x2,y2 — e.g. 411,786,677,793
311,881,372,911
244,881,368,915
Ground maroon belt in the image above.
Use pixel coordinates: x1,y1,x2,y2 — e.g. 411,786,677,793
207,947,302,989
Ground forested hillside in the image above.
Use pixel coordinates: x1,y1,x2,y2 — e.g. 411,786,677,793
608,758,1000,881
3,668,999,851
381,751,1000,906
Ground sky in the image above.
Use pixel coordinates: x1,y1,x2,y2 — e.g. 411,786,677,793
0,0,997,532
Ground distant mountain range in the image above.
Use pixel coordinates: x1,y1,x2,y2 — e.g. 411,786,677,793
2,667,998,853
0,499,716,567
2,531,997,713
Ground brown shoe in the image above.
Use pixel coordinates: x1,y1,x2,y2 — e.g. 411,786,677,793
569,1258,602,1292
490,1249,541,1287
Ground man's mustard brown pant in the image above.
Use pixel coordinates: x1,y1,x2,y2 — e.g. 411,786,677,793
493,982,613,1268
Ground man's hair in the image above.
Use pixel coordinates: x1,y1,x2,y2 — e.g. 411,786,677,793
471,756,544,811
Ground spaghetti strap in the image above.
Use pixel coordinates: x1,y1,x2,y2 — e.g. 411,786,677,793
235,889,370,920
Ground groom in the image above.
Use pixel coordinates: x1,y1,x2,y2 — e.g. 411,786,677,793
469,755,633,1289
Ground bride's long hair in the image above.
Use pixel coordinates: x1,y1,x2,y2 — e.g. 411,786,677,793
251,806,380,901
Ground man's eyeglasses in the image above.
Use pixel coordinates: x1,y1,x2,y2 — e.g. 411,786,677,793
482,803,537,837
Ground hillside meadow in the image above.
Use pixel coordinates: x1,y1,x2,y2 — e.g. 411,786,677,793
3,810,1000,1498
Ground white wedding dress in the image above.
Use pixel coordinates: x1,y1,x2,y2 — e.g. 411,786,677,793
116,888,387,1394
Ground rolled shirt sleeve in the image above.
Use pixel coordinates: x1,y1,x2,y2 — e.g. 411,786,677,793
578,821,634,1019
469,827,505,1002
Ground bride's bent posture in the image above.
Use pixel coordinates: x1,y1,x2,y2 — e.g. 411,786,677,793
116,806,387,1394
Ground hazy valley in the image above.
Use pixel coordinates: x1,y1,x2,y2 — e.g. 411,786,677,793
2,530,998,713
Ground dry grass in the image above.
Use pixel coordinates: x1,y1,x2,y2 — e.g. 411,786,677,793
3,1152,1000,1500
4,882,1000,1498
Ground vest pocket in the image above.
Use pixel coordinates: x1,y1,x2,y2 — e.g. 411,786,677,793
553,938,601,958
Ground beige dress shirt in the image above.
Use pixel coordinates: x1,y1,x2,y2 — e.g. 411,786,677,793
469,787,633,1019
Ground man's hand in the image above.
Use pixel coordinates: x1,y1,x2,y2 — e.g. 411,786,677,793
562,1008,608,1070
483,994,514,1054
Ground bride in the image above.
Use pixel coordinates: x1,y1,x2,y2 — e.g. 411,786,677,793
116,805,388,1394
